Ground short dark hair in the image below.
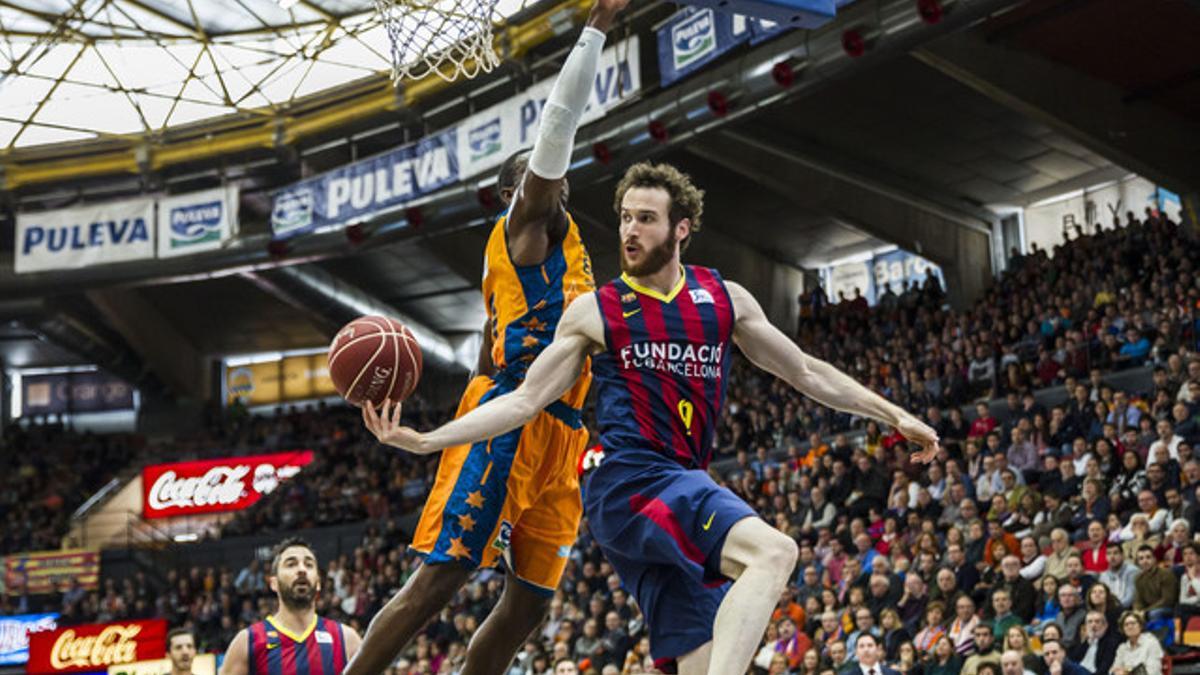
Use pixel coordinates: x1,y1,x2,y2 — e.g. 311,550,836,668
497,150,529,193
270,536,317,576
612,161,704,251
166,627,194,648
1137,544,1156,556
855,632,878,647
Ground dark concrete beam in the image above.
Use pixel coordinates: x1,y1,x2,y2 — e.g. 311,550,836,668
913,30,1200,196
686,130,994,307
85,289,205,400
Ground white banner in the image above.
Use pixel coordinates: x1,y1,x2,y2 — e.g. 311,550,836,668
456,35,641,180
157,186,239,258
16,198,154,274
108,654,215,675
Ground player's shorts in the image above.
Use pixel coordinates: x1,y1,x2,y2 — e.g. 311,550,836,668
581,447,757,661
410,373,586,595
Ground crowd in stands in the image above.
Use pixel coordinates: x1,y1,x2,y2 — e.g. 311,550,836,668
2,210,1200,675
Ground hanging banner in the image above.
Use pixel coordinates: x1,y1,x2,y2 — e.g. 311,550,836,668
21,372,135,416
270,130,459,238
27,620,166,675
5,550,99,596
455,35,641,180
224,353,336,407
871,249,943,300
141,451,315,519
109,654,216,675
657,8,751,87
0,614,59,666
16,198,154,274
157,186,239,257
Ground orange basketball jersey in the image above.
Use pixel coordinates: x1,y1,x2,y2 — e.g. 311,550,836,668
481,210,594,404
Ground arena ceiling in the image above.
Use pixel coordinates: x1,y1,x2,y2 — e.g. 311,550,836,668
0,0,531,149
2,0,1198,398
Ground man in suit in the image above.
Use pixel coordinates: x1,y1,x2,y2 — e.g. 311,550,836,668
1042,639,1090,675
1068,611,1120,675
849,633,898,675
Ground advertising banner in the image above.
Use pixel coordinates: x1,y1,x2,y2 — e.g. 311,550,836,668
108,654,216,675
270,130,459,238
224,353,336,407
15,198,154,274
4,550,99,595
0,614,59,666
871,249,943,299
21,372,135,416
141,451,315,519
27,620,166,675
157,186,239,258
656,8,751,87
455,35,641,180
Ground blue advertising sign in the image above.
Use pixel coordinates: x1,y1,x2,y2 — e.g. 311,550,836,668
21,372,135,416
0,613,59,666
657,7,753,87
271,130,459,238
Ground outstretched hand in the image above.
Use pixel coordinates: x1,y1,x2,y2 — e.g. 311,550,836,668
587,0,631,30
897,414,941,464
362,399,429,454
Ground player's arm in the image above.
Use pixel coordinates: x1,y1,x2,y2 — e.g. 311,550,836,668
343,625,362,660
217,630,249,675
726,281,941,462
506,0,629,265
363,294,602,454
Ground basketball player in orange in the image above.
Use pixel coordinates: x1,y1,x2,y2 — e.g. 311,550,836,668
345,1,629,673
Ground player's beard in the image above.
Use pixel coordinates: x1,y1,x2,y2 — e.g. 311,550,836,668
278,578,315,611
620,227,676,277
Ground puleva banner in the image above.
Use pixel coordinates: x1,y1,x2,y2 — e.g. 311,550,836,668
0,614,59,666
270,131,459,238
454,35,641,180
157,186,239,258
27,620,166,675
16,198,154,274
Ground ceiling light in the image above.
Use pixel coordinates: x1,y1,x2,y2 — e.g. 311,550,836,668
278,0,301,9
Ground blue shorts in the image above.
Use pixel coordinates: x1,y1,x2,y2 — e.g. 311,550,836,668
582,449,757,661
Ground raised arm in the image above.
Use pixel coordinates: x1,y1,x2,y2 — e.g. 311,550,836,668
727,281,940,462
506,0,629,265
363,294,603,454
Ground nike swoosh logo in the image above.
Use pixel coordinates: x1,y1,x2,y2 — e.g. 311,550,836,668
623,308,641,318
266,644,278,650
702,511,716,531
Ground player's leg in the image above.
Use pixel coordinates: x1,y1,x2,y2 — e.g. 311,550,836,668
343,561,470,675
676,641,712,675
706,517,798,674
460,570,551,675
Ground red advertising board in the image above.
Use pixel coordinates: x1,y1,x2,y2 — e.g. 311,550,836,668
27,620,166,674
141,451,314,519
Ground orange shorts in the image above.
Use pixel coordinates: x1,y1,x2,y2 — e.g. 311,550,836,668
410,374,586,594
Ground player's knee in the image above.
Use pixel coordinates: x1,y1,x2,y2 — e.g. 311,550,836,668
759,530,798,575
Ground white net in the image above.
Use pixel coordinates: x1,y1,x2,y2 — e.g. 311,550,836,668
374,0,503,84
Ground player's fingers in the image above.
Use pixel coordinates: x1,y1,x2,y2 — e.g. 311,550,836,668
380,399,391,428
391,400,403,428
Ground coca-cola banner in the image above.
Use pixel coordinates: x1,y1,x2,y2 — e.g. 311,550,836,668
141,451,314,519
27,620,166,674
5,550,99,595
0,613,59,665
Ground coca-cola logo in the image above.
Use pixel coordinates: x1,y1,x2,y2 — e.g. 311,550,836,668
148,466,249,510
49,625,140,669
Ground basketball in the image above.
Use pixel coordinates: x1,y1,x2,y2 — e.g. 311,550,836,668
327,316,423,407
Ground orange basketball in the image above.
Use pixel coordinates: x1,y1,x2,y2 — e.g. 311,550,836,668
327,316,422,407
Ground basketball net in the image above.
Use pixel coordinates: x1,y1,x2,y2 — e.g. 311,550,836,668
374,0,503,84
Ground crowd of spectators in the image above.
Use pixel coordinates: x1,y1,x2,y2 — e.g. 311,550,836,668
3,210,1200,675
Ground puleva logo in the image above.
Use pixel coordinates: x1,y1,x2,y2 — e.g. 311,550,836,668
468,118,502,162
169,199,222,249
271,187,314,235
672,9,716,70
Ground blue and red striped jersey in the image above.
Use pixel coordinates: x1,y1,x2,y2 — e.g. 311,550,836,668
592,266,735,470
246,615,347,675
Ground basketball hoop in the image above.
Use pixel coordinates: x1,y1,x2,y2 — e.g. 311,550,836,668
374,0,503,84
